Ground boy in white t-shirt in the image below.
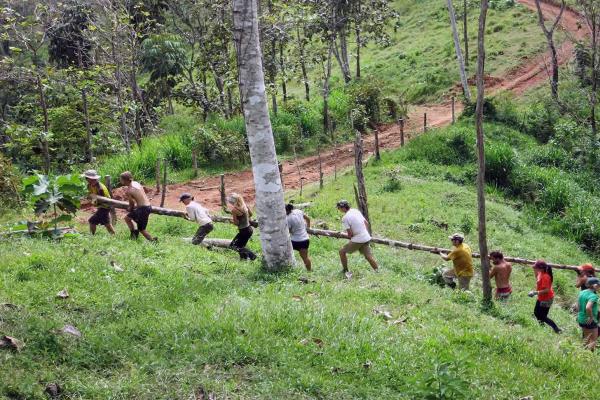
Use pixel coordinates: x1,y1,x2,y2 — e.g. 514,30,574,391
285,203,312,271
179,193,213,245
336,200,378,277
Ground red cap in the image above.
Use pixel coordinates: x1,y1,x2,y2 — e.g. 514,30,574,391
579,264,595,273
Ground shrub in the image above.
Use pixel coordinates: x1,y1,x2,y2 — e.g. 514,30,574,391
520,101,558,143
345,77,383,130
526,145,572,170
0,153,21,207
381,167,403,193
404,128,475,166
485,142,516,188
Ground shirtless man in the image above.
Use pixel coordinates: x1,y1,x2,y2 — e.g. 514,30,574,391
120,171,156,241
489,251,512,300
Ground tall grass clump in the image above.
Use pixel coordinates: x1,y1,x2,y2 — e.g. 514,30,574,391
404,127,475,165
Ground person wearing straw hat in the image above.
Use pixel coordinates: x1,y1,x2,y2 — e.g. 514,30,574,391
82,169,115,235
179,193,213,245
577,277,600,350
439,233,473,290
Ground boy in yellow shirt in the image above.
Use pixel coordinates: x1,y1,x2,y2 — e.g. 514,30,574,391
438,233,473,290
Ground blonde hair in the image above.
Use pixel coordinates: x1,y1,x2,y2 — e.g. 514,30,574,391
227,193,248,214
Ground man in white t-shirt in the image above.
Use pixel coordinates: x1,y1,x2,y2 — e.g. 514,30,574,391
179,193,213,245
286,203,312,271
337,200,378,276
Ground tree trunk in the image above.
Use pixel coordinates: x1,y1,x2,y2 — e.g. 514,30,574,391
339,26,352,83
111,40,130,153
227,86,234,116
447,0,472,102
214,73,229,118
233,0,293,271
192,150,198,178
35,74,51,173
279,42,287,103
323,41,334,138
81,88,93,162
155,158,160,193
463,0,469,69
534,0,565,101
355,26,361,78
297,26,310,101
475,0,492,304
354,130,370,229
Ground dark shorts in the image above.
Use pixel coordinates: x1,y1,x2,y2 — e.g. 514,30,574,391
89,208,111,226
127,206,152,231
192,223,214,245
579,321,598,329
292,239,310,251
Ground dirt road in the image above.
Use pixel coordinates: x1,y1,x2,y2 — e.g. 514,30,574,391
144,0,584,211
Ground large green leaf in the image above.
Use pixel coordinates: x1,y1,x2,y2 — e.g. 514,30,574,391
33,175,50,196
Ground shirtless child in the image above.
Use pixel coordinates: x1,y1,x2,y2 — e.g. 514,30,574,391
489,251,512,300
120,171,157,241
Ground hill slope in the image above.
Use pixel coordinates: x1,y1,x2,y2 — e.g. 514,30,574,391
2,121,599,399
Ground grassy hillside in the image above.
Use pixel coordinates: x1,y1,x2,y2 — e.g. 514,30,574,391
2,120,599,399
292,0,554,103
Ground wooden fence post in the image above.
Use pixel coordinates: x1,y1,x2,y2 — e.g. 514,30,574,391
192,150,198,178
155,158,160,193
374,129,381,161
399,118,405,147
220,174,226,209
160,159,167,207
293,145,303,196
104,175,117,225
451,96,456,124
317,145,324,189
354,130,370,230
423,112,428,132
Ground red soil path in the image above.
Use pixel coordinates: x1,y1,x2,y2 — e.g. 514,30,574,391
144,0,585,212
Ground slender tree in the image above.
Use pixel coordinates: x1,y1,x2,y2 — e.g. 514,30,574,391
475,0,491,303
447,0,471,102
232,0,293,271
534,0,565,101
463,0,469,69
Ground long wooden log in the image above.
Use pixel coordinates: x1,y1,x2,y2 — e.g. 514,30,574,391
306,228,587,272
93,196,589,272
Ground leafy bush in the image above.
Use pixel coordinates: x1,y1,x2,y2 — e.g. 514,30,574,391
526,144,572,170
485,142,516,187
345,78,383,130
520,101,558,143
0,153,21,207
381,167,403,192
404,128,475,166
22,173,84,230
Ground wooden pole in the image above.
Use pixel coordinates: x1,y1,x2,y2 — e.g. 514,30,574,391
423,112,428,132
160,159,167,208
192,150,198,178
104,175,117,225
220,174,226,209
317,145,324,190
354,130,370,229
155,158,160,193
399,118,405,147
452,96,456,124
93,195,590,272
374,129,381,160
293,145,303,196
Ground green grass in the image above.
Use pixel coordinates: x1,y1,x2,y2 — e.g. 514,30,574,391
2,124,599,398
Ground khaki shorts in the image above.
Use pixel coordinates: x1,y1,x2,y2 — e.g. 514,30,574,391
342,241,373,257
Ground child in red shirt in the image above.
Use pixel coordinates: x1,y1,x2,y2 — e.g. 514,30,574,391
528,260,561,334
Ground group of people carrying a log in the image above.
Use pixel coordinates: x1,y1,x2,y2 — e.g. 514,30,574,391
82,169,600,351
